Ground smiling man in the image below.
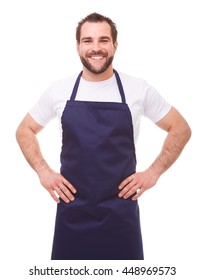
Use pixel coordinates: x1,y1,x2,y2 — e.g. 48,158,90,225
77,20,117,76
16,12,191,260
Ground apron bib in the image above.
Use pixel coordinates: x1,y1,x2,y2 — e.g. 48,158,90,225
51,70,144,260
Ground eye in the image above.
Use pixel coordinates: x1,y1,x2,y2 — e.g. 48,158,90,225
83,39,92,44
100,39,109,44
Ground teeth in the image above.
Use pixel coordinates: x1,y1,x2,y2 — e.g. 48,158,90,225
91,56,103,60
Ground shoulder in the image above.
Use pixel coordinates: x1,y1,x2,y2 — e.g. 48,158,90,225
34,74,78,104
117,70,167,101
117,71,145,89
49,73,79,98
116,71,150,101
116,71,150,105
29,73,79,126
116,70,171,122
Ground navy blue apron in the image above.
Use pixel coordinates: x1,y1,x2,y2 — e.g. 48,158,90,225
51,70,144,260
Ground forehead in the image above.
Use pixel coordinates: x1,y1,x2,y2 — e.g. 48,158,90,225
80,21,112,40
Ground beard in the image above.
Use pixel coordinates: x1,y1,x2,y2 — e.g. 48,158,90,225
80,51,114,74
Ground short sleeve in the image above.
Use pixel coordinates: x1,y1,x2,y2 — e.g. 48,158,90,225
142,81,172,123
29,85,55,126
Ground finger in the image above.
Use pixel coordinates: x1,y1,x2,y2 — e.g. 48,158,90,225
122,185,139,199
62,177,77,194
58,183,75,202
118,185,129,198
119,184,141,199
49,189,60,203
118,180,137,198
132,188,144,201
118,174,134,190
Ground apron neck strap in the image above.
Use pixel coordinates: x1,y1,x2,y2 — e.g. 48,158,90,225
70,71,83,101
70,69,126,103
113,69,126,103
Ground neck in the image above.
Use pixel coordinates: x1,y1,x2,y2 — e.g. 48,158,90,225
81,66,114,82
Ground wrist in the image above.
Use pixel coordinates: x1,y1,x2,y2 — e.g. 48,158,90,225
147,164,162,181
35,161,52,178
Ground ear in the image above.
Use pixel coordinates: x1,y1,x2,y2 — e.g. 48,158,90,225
114,41,118,52
76,41,80,55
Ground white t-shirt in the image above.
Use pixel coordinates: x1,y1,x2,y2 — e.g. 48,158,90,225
29,71,171,144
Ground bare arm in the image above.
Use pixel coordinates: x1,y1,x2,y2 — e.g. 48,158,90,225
16,113,77,203
118,107,192,200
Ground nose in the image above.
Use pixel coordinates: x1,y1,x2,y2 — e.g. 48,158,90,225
92,40,101,51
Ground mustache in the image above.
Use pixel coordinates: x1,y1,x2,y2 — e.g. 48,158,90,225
87,50,107,57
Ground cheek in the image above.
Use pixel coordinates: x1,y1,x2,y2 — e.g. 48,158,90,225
77,44,84,55
107,45,116,55
113,45,117,54
77,46,87,57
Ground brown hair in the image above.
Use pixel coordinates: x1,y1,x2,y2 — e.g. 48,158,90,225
76,12,118,44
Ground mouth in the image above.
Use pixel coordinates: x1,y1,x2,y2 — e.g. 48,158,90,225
90,55,104,60
80,54,114,74
87,51,107,61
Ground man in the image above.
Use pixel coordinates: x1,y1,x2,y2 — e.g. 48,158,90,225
16,12,191,260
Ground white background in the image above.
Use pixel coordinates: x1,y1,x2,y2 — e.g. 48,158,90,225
0,0,204,279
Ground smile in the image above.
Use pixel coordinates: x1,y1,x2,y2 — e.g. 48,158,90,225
90,56,104,60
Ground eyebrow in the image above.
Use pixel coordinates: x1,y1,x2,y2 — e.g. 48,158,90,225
81,36,111,41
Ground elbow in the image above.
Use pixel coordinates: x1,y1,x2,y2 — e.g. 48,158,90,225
181,122,192,146
170,119,192,147
185,123,192,142
15,125,20,142
15,122,28,146
15,124,23,145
